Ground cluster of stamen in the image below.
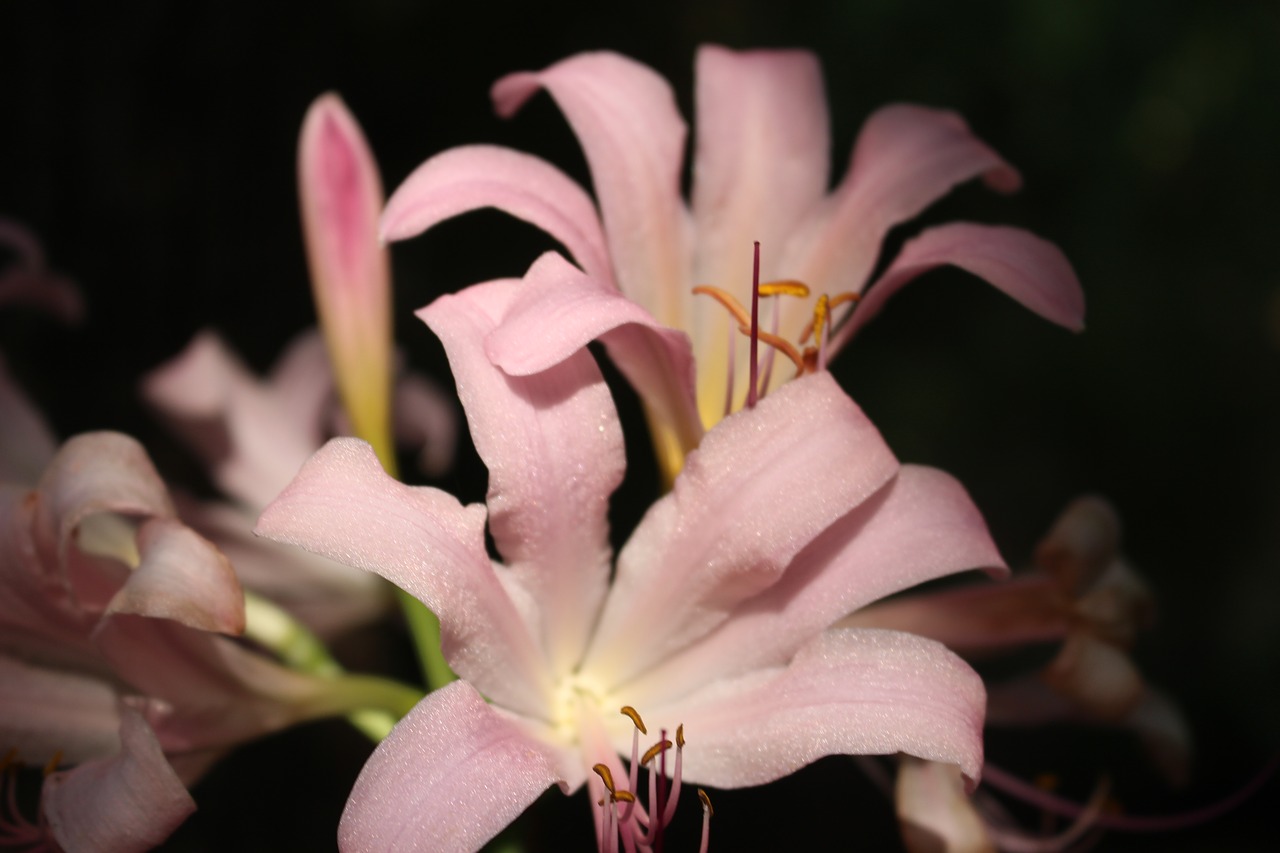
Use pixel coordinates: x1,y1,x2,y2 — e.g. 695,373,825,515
592,707,711,853
693,242,859,416
0,748,58,850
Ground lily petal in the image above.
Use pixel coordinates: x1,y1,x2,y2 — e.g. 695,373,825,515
493,52,692,327
381,145,615,285
0,654,121,764
629,465,1006,705
583,372,898,690
832,223,1085,353
339,681,560,853
105,518,245,635
0,218,84,324
298,93,393,461
42,705,195,853
421,275,623,683
690,45,830,296
485,252,703,463
896,756,995,853
787,105,1021,299
652,628,986,788
254,438,548,714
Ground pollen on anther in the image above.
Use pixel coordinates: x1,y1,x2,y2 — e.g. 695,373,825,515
620,705,647,735
641,739,673,767
676,724,685,749
698,788,714,817
592,763,617,794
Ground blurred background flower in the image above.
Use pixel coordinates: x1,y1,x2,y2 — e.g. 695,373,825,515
2,1,1277,849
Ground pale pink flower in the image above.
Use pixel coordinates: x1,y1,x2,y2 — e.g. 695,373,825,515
380,45,1084,479
257,257,1009,852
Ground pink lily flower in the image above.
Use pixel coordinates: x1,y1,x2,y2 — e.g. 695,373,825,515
0,425,419,851
257,255,1010,852
380,45,1084,480
142,328,454,637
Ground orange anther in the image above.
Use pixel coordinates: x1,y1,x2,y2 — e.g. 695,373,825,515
620,706,647,735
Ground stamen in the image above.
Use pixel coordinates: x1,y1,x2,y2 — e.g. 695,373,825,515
758,280,810,298
691,286,751,328
737,324,806,375
746,241,761,409
641,739,673,767
619,706,647,735
42,751,61,778
758,281,810,397
800,291,861,344
614,791,636,805
698,789,713,853
662,725,685,826
593,763,618,796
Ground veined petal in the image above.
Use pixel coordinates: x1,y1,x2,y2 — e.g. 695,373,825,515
0,654,121,765
381,145,615,285
690,45,830,313
485,252,703,464
582,372,898,690
626,465,1005,705
42,705,195,853
786,104,1021,300
298,93,393,462
339,681,561,853
254,438,548,714
649,628,986,788
493,51,692,327
105,518,245,635
831,223,1085,354
421,276,623,683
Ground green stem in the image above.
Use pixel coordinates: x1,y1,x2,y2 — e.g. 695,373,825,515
396,587,457,692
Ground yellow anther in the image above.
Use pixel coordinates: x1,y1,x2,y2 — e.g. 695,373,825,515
698,788,714,817
614,790,637,805
620,705,647,735
800,290,860,344
593,763,617,794
758,280,810,298
43,749,63,777
737,324,806,374
641,739,673,767
692,285,751,328
812,294,831,345
676,724,685,749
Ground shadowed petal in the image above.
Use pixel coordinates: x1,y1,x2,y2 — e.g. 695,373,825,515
421,276,624,683
493,52,692,327
832,223,1085,353
628,465,1005,705
42,705,195,853
381,145,615,285
582,372,899,690
896,757,995,853
255,438,548,714
0,219,84,324
651,628,986,788
339,681,561,853
485,252,703,461
787,105,1020,299
0,355,57,483
0,655,121,764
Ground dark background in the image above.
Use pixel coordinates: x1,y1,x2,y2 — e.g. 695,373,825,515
2,1,1278,849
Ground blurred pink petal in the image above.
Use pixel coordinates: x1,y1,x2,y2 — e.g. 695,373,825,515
0,218,84,324
42,705,196,853
0,655,121,765
896,756,995,853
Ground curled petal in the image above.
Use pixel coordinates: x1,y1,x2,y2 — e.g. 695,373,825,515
1039,632,1146,721
652,628,986,788
787,104,1020,299
255,438,549,714
583,372,899,690
105,518,245,635
339,681,560,853
485,252,703,463
832,223,1085,354
298,93,393,460
1034,495,1122,595
421,275,624,683
493,51,692,327
42,705,195,853
381,145,615,285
